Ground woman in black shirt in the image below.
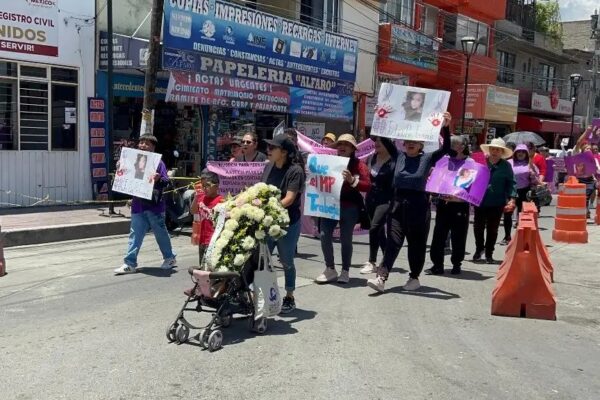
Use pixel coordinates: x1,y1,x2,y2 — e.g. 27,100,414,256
360,136,397,274
262,135,305,314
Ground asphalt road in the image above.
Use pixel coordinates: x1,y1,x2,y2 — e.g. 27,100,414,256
1,205,599,399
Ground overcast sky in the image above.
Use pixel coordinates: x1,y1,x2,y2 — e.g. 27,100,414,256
559,0,598,21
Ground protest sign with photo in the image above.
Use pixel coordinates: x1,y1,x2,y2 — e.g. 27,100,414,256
565,151,599,177
370,84,450,142
426,156,490,206
303,154,349,220
206,162,266,196
112,148,162,199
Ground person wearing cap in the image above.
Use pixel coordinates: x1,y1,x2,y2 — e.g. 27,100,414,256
472,138,517,263
321,133,336,147
236,132,267,162
425,134,472,276
500,144,540,245
316,133,371,284
366,112,452,293
114,135,177,275
262,135,306,313
228,137,242,162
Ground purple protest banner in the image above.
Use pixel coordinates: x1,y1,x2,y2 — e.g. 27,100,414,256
206,161,266,196
564,151,599,177
297,131,375,160
426,156,491,206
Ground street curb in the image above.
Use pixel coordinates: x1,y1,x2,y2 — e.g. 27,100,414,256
4,220,130,248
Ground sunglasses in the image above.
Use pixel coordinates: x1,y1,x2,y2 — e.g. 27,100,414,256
242,140,255,145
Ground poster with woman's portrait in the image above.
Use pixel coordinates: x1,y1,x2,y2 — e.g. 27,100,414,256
371,83,450,142
565,151,598,178
426,156,491,206
112,147,162,199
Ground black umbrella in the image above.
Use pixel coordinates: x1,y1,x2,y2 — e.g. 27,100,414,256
503,131,545,146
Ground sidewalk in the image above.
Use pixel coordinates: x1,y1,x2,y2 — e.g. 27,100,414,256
0,205,131,247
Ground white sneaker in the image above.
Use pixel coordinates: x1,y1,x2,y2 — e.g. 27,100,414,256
367,276,385,293
160,258,177,270
337,270,350,283
114,263,137,275
403,277,421,291
359,261,376,274
315,268,338,283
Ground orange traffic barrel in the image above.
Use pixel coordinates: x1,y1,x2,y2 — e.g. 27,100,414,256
552,177,588,243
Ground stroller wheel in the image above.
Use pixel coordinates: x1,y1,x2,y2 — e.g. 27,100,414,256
175,324,190,344
165,322,177,343
208,330,223,352
198,329,209,349
250,317,268,334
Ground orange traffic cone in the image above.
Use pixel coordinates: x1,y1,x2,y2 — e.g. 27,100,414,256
0,226,6,277
492,212,556,320
552,177,588,243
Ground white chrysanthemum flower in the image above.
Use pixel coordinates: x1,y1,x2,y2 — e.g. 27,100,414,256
255,230,266,240
241,236,256,250
215,238,228,250
220,229,234,241
252,208,265,221
268,184,278,192
263,215,274,227
233,254,246,266
269,225,281,237
247,187,259,198
216,265,229,272
255,182,268,191
224,219,239,231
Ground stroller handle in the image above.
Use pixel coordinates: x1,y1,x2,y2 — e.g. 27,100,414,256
187,267,240,280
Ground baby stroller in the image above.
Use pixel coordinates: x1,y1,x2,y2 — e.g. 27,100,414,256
165,251,267,352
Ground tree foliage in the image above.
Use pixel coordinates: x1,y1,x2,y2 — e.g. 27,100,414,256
535,0,563,40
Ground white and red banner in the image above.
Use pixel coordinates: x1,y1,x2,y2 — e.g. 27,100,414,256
0,0,59,57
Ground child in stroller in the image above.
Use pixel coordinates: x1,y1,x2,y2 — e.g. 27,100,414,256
165,250,266,352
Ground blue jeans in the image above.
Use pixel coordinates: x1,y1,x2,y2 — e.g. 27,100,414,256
320,206,359,271
268,219,301,292
124,211,176,267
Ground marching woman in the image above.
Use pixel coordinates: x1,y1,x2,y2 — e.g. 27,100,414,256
425,135,471,276
500,144,540,245
472,138,516,263
262,135,305,314
316,134,371,284
360,136,397,274
367,112,452,293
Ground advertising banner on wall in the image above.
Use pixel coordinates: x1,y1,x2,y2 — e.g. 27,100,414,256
453,84,519,123
98,32,151,69
531,90,572,116
88,98,110,201
389,25,439,71
0,0,59,56
162,0,358,84
166,71,354,120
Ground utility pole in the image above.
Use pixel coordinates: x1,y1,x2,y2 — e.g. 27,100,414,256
106,0,116,215
140,0,164,137
587,9,599,125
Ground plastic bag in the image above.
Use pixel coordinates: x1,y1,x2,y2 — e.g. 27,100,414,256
253,243,282,319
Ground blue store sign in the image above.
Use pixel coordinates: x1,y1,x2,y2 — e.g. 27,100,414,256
96,71,169,99
163,0,358,83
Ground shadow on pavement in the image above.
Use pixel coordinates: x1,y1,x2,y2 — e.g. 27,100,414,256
137,267,179,277
444,270,493,281
370,285,460,300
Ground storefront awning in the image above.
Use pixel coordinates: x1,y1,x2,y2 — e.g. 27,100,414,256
516,115,577,133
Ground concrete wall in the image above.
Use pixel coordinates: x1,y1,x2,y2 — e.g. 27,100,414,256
0,0,96,207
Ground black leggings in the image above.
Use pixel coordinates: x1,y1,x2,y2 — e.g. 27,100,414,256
367,202,389,263
503,187,529,240
381,194,431,279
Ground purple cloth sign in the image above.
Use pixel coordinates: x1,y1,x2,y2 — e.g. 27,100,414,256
565,151,599,177
426,156,490,206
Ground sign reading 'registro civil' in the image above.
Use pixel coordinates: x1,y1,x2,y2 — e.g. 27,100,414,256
0,0,59,57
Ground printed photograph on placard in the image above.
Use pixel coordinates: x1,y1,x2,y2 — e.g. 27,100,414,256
112,147,162,200
371,84,450,142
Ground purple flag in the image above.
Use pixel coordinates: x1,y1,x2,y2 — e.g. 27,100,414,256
426,156,491,206
564,151,599,177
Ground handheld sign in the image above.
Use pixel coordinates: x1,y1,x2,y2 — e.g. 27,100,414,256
371,83,450,142
303,154,349,220
565,151,599,177
206,161,266,196
426,156,490,206
112,148,162,200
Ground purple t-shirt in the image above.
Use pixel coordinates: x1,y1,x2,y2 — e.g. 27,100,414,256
509,159,537,190
131,160,169,214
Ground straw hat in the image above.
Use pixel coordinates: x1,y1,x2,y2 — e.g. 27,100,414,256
323,133,337,142
480,138,513,159
336,134,358,150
